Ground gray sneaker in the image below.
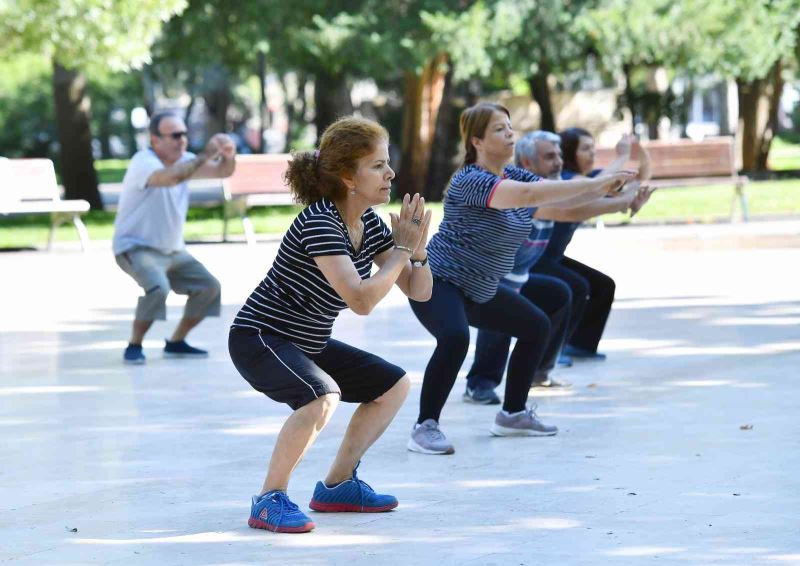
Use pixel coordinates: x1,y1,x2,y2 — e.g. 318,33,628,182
407,419,455,455
490,406,558,437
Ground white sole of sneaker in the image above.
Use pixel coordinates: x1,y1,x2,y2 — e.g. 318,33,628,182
163,352,209,359
489,424,558,437
407,437,455,455
123,359,145,365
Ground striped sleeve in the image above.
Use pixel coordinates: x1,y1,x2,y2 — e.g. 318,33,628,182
374,214,395,255
449,166,502,207
301,216,349,257
505,165,541,184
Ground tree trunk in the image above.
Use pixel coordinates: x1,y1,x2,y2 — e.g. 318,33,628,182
623,63,636,132
313,70,353,142
756,61,784,171
396,53,448,199
52,62,102,210
257,51,268,153
737,61,784,172
425,61,459,201
528,64,556,133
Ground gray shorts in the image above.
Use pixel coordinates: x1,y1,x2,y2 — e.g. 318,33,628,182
115,247,221,321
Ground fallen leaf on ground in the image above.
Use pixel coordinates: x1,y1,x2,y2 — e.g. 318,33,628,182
740,424,753,430
65,527,78,533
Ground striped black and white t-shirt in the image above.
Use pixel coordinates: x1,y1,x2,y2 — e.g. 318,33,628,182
232,198,394,354
427,164,539,303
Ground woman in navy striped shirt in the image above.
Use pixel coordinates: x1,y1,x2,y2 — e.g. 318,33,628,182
408,103,634,455
229,116,432,532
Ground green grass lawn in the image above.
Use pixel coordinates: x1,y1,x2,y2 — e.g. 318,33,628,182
3,178,799,249
768,137,800,171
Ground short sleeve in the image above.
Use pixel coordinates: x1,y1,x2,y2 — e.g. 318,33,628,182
121,151,164,191
373,214,395,255
301,215,350,258
448,166,502,208
505,165,541,184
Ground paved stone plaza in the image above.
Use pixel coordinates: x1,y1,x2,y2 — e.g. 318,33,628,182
1,220,799,565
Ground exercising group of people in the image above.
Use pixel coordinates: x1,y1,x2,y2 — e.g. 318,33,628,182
113,103,654,534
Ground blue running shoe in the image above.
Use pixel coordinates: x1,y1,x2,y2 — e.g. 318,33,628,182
309,462,398,513
123,344,145,365
248,490,315,533
163,339,208,358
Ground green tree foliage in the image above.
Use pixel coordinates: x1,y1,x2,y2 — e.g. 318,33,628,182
583,0,800,168
1,0,187,72
0,0,187,208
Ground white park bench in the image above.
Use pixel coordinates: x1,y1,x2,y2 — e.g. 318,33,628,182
0,158,90,250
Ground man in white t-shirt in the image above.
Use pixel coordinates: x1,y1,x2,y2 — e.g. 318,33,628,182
113,111,236,364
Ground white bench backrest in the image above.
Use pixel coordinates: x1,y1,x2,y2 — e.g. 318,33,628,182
3,159,61,202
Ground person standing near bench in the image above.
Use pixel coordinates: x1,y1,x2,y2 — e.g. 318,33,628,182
113,111,236,364
533,127,653,361
229,116,432,533
407,103,634,454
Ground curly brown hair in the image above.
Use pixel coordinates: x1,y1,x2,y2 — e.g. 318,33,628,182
284,116,389,206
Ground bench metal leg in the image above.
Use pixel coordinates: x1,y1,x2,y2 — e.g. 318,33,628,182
48,212,89,251
242,215,257,245
48,213,66,250
730,183,749,223
72,214,90,251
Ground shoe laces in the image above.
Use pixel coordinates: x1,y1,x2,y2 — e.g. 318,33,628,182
264,491,300,533
351,461,375,510
421,421,446,441
524,404,541,423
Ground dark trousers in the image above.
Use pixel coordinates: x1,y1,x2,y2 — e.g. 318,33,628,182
532,256,615,353
409,279,551,422
465,274,572,390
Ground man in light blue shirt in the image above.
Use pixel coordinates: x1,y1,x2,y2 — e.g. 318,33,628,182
113,111,236,364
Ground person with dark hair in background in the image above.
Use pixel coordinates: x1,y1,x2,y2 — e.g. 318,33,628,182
229,116,432,533
464,130,651,403
113,111,236,364
533,128,654,361
407,103,635,454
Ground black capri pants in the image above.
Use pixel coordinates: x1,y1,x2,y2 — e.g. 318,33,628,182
228,327,405,411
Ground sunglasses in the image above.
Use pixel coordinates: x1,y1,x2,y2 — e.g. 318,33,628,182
158,131,188,140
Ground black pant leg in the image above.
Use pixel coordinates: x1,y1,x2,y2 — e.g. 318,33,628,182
561,257,615,352
465,286,550,414
533,258,590,343
409,279,471,424
519,274,572,372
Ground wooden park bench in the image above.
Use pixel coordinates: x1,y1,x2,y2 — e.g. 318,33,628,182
220,153,295,244
100,153,295,245
595,136,749,221
0,158,91,250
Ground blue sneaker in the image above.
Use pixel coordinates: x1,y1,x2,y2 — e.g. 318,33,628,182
123,344,145,365
248,490,315,533
163,339,208,358
309,463,398,513
557,354,573,367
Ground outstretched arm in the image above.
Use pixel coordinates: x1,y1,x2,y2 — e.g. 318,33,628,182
145,134,237,187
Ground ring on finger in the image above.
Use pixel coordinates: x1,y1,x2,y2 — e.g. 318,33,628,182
411,217,421,225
